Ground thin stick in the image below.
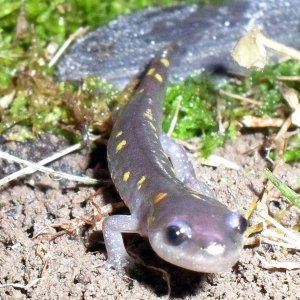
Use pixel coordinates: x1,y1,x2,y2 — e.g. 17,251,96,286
261,238,300,250
0,143,98,186
258,211,300,243
48,26,89,68
257,254,300,270
167,95,183,136
219,89,261,106
258,33,300,60
277,75,300,82
0,278,40,290
261,229,300,245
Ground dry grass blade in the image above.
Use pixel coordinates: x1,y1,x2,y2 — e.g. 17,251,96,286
48,26,89,67
257,254,300,270
0,144,99,186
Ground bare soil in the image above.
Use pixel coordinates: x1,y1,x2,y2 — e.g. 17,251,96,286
0,132,299,299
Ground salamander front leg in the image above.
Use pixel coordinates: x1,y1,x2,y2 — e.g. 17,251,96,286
160,133,215,198
102,214,139,274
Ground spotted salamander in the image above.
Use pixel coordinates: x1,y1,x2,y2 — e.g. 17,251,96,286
105,47,247,273
57,0,300,273
57,0,300,90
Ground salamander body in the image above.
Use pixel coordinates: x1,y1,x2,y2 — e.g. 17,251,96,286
105,47,247,273
57,0,300,273
57,0,300,89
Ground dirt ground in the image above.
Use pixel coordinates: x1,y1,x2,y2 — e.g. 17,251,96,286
0,132,299,299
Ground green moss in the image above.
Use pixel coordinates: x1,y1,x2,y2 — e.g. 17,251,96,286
1,0,300,162
281,134,300,162
223,60,300,117
197,122,238,158
163,76,217,139
283,148,300,162
0,0,241,144
162,59,300,156
1,0,181,141
199,133,226,158
219,60,300,160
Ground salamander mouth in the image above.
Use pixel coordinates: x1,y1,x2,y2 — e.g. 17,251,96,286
163,246,241,273
149,228,243,273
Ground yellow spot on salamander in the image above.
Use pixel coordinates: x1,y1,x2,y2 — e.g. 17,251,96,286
147,68,155,76
110,171,115,181
153,192,168,204
122,171,131,182
116,140,127,153
144,108,153,121
148,121,157,132
155,73,163,82
192,193,202,199
116,131,123,138
188,188,202,199
137,176,146,190
160,58,170,67
137,88,144,94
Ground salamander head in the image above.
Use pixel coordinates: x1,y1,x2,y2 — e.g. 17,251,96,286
147,193,247,273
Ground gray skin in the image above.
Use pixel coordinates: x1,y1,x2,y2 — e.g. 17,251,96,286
105,47,247,273
57,0,300,90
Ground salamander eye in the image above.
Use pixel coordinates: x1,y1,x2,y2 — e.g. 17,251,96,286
226,212,248,234
165,221,192,246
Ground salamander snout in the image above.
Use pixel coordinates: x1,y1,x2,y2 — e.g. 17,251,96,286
148,198,247,273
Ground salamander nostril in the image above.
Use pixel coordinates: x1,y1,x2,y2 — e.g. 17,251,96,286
226,212,248,234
